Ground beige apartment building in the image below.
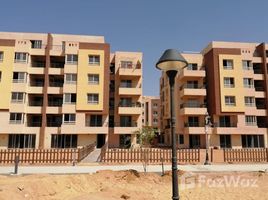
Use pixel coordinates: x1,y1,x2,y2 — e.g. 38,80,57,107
142,96,160,128
0,32,142,149
160,41,268,149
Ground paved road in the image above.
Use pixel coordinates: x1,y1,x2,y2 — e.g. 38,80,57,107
1,164,268,175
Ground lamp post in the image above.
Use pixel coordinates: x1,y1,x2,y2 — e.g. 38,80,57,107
204,112,211,165
156,49,188,200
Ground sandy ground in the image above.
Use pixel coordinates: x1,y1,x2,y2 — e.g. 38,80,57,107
0,170,267,200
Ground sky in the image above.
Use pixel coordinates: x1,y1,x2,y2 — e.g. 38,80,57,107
1,0,268,96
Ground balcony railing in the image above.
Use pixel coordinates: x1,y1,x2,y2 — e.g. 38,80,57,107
184,122,204,127
27,121,42,127
50,62,65,68
48,101,63,107
30,81,44,87
85,121,107,127
180,84,205,90
49,81,64,87
115,122,138,127
31,62,45,68
255,86,265,91
118,102,141,107
214,122,237,128
180,103,206,108
9,120,23,124
29,101,43,106
47,122,62,127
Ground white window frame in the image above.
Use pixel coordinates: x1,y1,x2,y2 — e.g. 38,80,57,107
66,54,78,64
87,93,99,104
0,51,3,62
121,61,133,69
242,60,252,70
225,96,236,106
88,74,99,85
223,59,233,69
243,78,254,88
244,96,255,107
14,52,28,63
224,77,235,88
11,92,24,103
9,113,23,124
63,114,76,124
245,116,257,126
64,93,76,104
65,74,77,84
88,55,100,65
13,72,26,83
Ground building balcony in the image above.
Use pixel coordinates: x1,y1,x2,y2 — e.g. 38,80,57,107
114,124,139,134
48,67,64,75
28,67,45,74
118,87,142,95
179,68,205,79
180,103,207,115
28,86,43,94
118,106,142,115
27,106,42,114
47,87,63,94
119,67,142,76
179,86,206,97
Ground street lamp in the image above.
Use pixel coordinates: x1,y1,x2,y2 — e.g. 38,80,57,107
204,112,211,165
156,49,188,200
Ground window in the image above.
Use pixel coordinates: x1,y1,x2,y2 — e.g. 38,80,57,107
64,114,76,124
64,93,76,104
88,74,99,85
89,115,102,127
187,63,198,70
224,77,235,88
153,111,158,116
153,118,158,124
120,98,132,107
8,134,35,148
245,97,255,106
0,71,2,82
0,51,3,62
153,103,158,108
245,116,257,126
179,135,184,144
189,135,200,149
88,55,100,65
225,96,236,106
9,113,23,124
11,92,24,103
242,60,252,70
120,80,132,88
66,54,78,64
13,72,26,83
186,81,198,89
51,134,77,148
14,52,27,63
187,116,199,127
223,59,233,69
243,78,254,88
65,74,77,84
120,116,133,127
121,61,133,69
87,93,99,104
30,40,42,49
220,135,231,148
241,135,264,148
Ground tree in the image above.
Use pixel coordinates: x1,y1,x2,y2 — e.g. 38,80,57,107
135,126,157,172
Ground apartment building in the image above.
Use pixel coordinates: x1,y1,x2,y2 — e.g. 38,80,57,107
160,41,268,149
108,52,143,148
0,32,142,149
142,96,160,128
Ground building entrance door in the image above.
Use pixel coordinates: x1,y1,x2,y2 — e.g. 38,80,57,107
97,134,106,148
